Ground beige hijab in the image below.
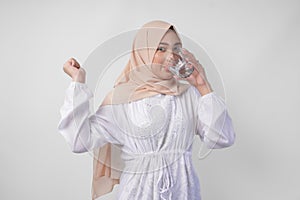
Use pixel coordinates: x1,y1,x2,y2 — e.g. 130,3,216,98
91,20,190,200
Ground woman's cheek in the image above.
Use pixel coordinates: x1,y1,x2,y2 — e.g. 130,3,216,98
153,53,165,65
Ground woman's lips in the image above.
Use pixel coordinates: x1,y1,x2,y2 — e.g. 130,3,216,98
163,59,176,72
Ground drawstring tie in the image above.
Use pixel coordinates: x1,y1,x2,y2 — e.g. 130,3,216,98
157,156,174,200
122,150,188,199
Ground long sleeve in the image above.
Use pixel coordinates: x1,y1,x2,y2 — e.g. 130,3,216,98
57,81,123,153
191,86,236,149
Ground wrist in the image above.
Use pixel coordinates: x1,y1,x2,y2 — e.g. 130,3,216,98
196,83,213,96
72,76,86,83
72,68,86,83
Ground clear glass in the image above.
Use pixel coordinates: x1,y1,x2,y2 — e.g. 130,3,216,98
167,48,194,78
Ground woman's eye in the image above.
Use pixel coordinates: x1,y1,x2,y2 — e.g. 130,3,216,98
157,47,166,52
173,47,180,53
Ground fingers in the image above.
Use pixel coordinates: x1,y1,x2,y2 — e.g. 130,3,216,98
74,60,80,69
70,58,75,67
190,62,200,73
181,49,199,68
63,57,82,79
69,57,80,68
181,48,195,60
181,49,203,72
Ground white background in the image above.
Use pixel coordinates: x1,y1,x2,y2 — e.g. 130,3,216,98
0,0,299,199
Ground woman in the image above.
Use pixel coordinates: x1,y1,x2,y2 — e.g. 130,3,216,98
58,20,236,200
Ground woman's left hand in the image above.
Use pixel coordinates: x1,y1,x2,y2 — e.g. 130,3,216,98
176,48,209,87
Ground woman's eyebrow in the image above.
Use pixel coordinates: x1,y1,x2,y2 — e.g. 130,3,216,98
159,42,182,46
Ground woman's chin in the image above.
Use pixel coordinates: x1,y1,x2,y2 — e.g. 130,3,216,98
161,71,174,79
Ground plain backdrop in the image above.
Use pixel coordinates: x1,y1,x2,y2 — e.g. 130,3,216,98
0,0,299,199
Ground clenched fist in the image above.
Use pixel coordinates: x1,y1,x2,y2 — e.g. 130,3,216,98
63,58,86,83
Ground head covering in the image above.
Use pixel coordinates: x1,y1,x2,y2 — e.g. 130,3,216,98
91,20,190,200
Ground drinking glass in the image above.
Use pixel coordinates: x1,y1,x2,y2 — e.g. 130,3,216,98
167,48,194,78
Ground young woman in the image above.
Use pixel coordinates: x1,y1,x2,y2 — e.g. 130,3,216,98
58,20,236,200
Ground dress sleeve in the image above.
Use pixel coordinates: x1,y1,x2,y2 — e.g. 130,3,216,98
191,86,236,149
57,81,123,153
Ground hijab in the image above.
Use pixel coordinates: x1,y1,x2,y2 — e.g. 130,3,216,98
91,20,190,200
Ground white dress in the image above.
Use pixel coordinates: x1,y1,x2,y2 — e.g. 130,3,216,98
58,81,236,200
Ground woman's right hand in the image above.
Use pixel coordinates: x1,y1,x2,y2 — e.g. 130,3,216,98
63,58,86,83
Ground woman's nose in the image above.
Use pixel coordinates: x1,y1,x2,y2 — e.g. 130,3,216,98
165,53,178,66
169,50,181,62
167,50,177,59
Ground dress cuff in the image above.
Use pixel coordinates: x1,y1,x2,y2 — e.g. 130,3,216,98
68,81,94,99
200,91,216,99
70,80,88,87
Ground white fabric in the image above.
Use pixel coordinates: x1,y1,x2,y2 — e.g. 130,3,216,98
58,81,236,200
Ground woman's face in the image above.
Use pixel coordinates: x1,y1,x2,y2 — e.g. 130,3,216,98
152,29,182,80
